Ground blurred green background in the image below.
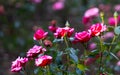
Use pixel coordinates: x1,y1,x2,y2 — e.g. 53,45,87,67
0,0,120,75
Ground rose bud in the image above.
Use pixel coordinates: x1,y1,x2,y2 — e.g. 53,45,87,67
48,20,58,33
43,39,52,47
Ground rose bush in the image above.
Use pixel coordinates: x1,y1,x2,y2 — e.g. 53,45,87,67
11,8,120,75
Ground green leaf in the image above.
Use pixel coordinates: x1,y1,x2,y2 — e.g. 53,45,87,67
77,64,86,71
69,48,78,63
53,38,63,43
76,68,82,75
103,42,116,46
110,52,119,60
34,68,39,74
114,26,120,35
88,50,99,57
69,53,78,63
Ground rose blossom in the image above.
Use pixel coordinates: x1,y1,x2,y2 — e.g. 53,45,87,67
54,27,74,38
43,39,52,47
33,28,48,40
89,23,107,36
84,7,99,18
48,20,58,33
75,31,91,43
27,45,46,58
101,32,114,41
0,5,5,14
114,4,120,12
117,61,120,66
35,55,52,67
108,17,118,26
89,42,96,50
52,1,64,10
11,57,28,72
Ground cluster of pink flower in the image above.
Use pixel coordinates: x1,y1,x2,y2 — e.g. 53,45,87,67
48,19,107,67
82,7,120,30
49,20,106,43
11,29,52,72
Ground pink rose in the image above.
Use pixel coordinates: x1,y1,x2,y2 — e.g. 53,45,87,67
117,61,120,66
49,20,58,33
0,5,5,14
84,7,99,18
52,1,64,10
89,42,96,50
27,45,46,58
54,27,74,38
35,55,52,67
108,17,118,26
33,28,48,40
101,32,114,41
49,25,57,33
75,31,91,43
11,57,28,72
89,23,107,36
114,4,120,12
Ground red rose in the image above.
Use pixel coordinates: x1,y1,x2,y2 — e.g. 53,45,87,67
35,55,52,67
89,23,106,36
33,29,48,40
54,27,74,38
75,31,91,43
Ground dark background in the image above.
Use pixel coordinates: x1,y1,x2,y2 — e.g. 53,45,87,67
0,0,120,75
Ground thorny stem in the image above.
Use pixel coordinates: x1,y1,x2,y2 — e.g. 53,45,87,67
47,66,51,75
64,36,70,74
39,40,44,47
108,17,118,52
98,36,103,74
64,36,69,48
82,43,88,59
108,36,116,52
